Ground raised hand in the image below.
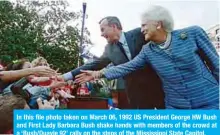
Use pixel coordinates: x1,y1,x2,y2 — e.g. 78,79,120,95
37,98,55,109
49,76,67,89
32,66,56,77
75,70,102,84
57,90,75,99
49,81,67,89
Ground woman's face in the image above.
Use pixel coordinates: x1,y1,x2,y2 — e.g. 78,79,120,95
141,19,159,41
22,62,32,69
81,83,86,88
39,61,49,67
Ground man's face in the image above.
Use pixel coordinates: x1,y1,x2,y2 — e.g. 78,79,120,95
141,19,158,41
100,19,118,44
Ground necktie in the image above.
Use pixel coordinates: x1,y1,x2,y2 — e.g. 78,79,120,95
117,42,129,60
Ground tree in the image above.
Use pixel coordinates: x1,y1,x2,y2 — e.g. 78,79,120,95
0,1,43,64
20,0,91,72
0,0,91,72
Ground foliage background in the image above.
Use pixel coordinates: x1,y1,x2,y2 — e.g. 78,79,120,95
0,0,91,73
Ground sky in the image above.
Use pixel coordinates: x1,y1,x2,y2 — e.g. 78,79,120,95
67,0,219,57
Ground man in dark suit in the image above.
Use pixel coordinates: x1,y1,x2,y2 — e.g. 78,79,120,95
62,16,165,109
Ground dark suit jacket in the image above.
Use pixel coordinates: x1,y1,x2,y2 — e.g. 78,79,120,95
70,28,165,109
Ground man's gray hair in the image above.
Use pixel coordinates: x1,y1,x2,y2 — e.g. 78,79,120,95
141,5,174,32
99,16,123,30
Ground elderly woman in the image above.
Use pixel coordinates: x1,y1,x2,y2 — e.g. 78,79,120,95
76,5,219,109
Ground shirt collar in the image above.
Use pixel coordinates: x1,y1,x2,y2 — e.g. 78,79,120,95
119,32,126,44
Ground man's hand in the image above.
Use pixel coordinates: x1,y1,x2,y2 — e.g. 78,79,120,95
56,75,65,81
32,66,56,77
48,75,67,89
75,70,102,84
37,98,55,109
49,80,67,89
57,90,75,99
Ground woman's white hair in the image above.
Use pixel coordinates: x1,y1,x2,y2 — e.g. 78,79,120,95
141,5,174,32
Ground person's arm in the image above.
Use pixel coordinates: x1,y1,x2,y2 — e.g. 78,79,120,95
63,47,111,81
75,46,149,84
28,76,50,83
0,66,56,82
194,26,219,82
47,80,67,89
103,46,148,79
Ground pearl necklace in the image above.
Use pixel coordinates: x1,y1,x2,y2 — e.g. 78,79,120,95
158,33,171,49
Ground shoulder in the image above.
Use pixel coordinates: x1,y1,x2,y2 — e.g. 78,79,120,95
172,25,205,36
125,27,146,44
103,44,111,52
125,27,142,36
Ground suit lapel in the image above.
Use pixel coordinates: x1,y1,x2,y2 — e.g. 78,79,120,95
108,43,128,64
124,32,135,59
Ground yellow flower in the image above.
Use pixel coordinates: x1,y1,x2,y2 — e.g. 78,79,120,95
12,60,19,64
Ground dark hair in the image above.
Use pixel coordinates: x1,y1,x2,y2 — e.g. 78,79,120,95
0,95,26,133
99,16,122,30
6,58,29,71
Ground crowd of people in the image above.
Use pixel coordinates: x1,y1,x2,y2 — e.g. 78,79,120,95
0,56,116,133
0,57,79,133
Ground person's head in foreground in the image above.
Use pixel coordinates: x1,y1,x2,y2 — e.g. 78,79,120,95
0,95,55,133
0,95,29,133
